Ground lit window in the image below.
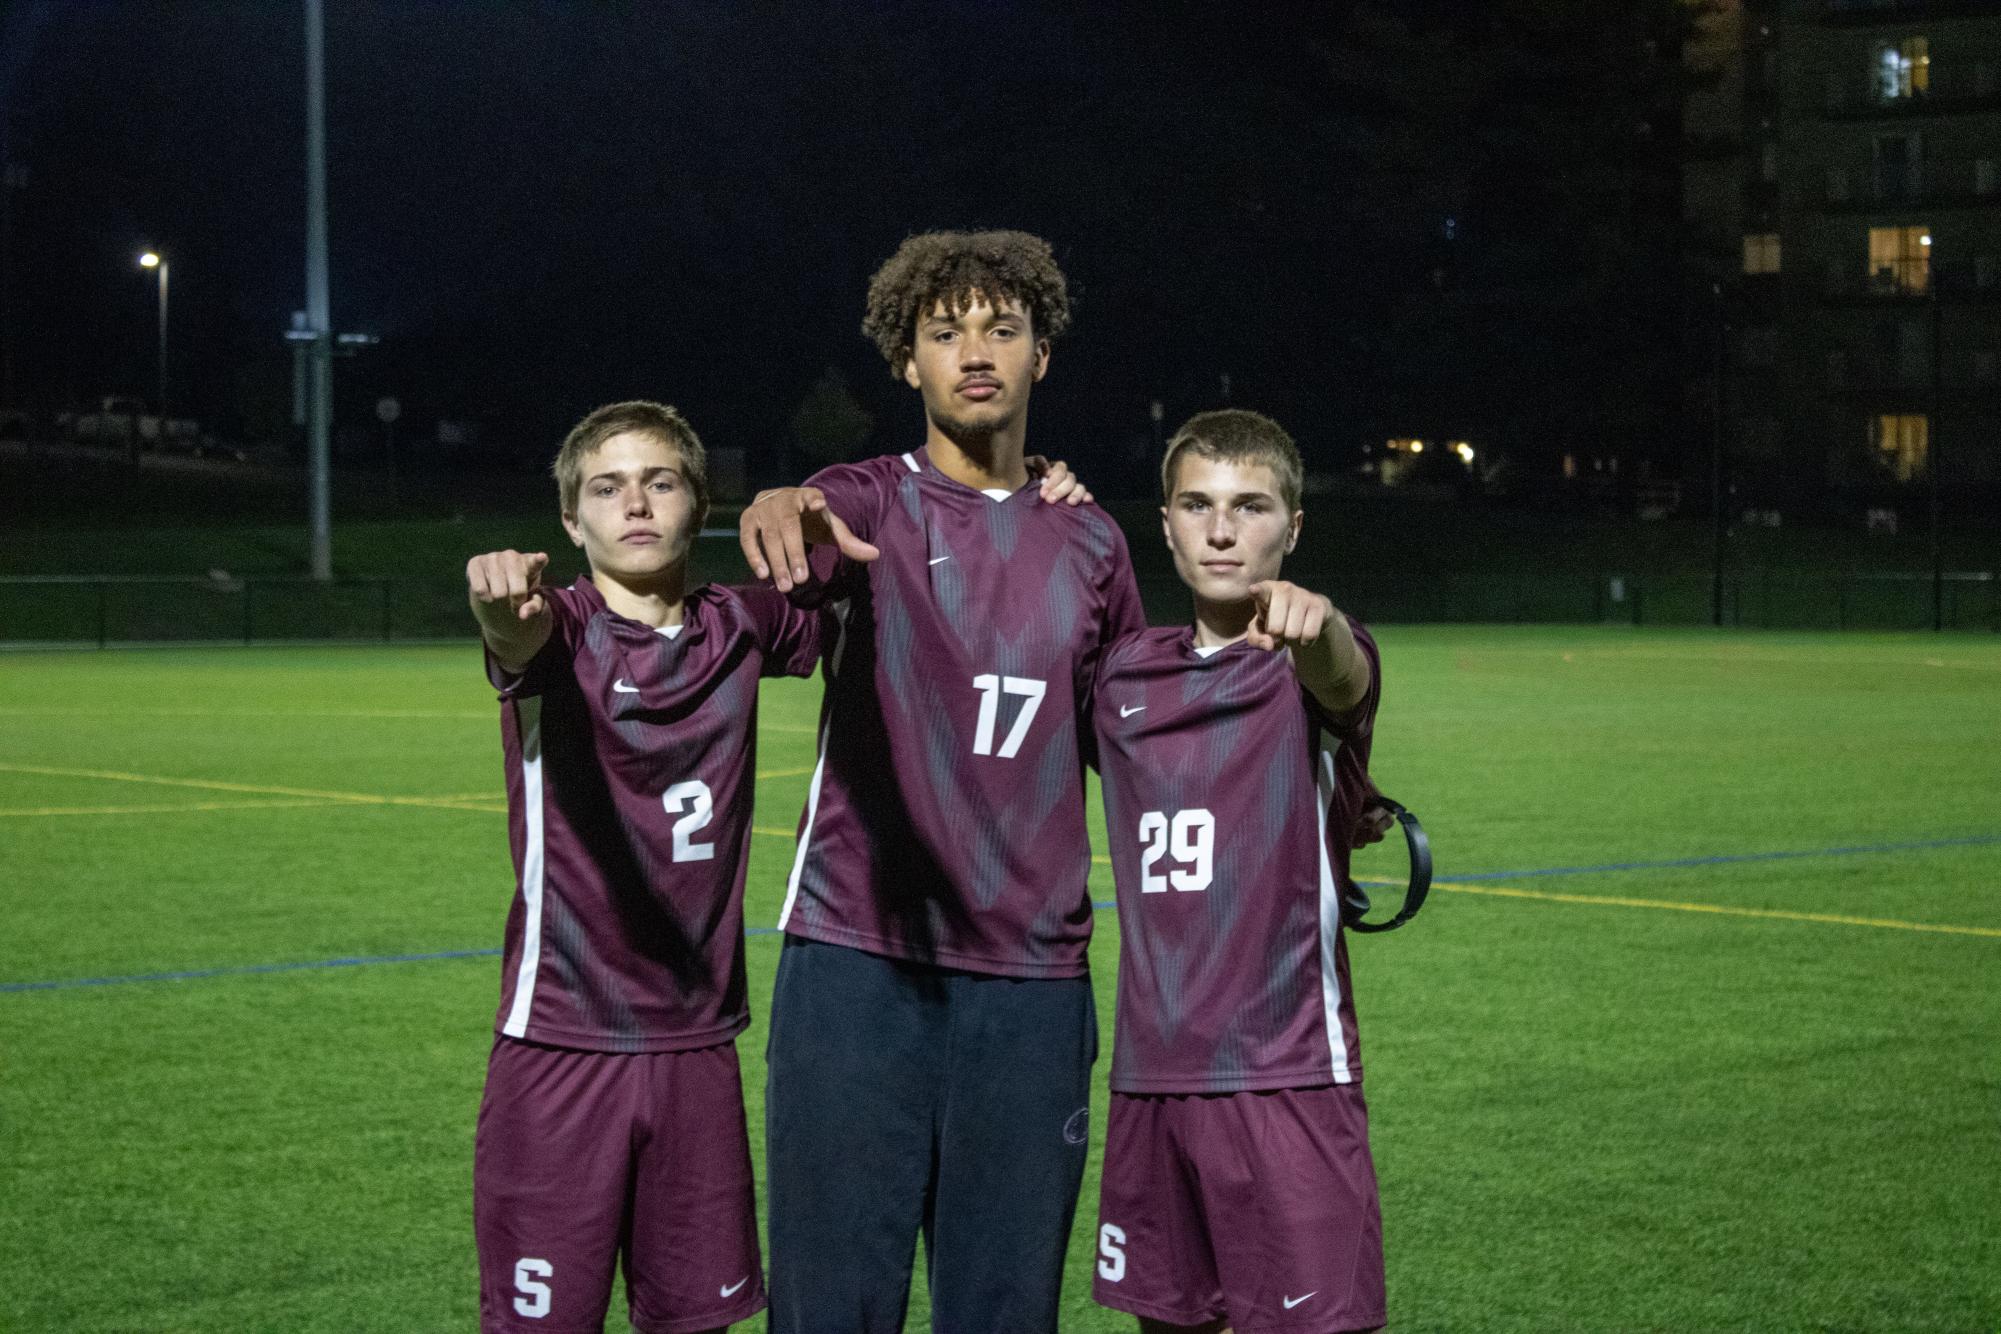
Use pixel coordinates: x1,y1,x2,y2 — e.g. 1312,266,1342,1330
1872,414,1928,482
1743,233,1782,275
1867,226,1930,293
1874,37,1929,101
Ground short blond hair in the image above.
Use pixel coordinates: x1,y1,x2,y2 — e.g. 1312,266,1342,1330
1161,409,1303,513
553,401,708,522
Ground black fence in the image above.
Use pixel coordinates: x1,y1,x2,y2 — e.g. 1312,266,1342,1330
2,569,1995,648
1137,570,2001,635
0,575,433,646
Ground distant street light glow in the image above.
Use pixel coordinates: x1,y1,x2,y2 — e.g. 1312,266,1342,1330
139,251,161,268
1410,441,1424,454
1920,234,1932,246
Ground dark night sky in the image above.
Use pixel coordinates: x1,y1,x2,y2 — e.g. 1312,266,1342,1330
5,1,1690,492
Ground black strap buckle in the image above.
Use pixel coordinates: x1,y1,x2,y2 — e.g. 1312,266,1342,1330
1342,797,1433,934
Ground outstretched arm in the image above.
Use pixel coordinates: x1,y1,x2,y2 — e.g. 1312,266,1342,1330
738,487,880,592
467,549,554,675
1245,579,1371,718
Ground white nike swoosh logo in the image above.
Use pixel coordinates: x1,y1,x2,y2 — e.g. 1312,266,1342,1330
612,680,640,694
1120,704,1145,718
1283,1291,1318,1310
928,555,951,566
720,1277,749,1298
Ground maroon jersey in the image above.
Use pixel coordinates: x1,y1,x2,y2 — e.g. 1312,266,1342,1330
1092,623,1383,1093
487,578,824,1052
776,448,1147,978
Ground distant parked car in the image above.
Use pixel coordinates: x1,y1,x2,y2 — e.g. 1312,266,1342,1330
64,397,201,449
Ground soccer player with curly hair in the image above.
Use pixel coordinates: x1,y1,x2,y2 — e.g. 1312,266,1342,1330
740,230,1144,1332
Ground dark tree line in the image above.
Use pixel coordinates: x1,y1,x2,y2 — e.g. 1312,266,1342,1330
6,0,1707,498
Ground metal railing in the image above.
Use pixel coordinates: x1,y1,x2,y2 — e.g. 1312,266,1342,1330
0,575,401,647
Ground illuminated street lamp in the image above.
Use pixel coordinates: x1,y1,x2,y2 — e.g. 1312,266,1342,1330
138,249,169,420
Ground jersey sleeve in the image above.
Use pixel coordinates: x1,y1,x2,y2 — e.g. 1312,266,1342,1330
1077,512,1148,770
731,584,830,679
483,583,586,697
1099,519,1148,643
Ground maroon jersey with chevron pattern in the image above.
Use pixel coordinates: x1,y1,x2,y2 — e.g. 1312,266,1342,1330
487,578,824,1052
777,448,1147,978
1092,623,1382,1093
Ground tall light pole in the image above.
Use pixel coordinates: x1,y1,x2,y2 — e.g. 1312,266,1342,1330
304,0,333,581
1926,233,1943,632
138,250,168,420
1710,280,1729,629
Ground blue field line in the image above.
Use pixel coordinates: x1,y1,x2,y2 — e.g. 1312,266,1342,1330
6,832,1997,995
0,948,501,993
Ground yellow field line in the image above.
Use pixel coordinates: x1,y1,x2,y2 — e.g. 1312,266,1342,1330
4,775,1988,938
0,763,808,819
0,762,500,814
1434,881,2001,940
0,798,351,818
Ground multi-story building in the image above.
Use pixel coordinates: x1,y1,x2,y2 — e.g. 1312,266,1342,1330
1685,0,2001,511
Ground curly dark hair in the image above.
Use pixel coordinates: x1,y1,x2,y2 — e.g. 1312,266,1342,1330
861,229,1073,373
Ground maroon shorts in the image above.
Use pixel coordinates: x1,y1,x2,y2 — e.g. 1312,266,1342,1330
1094,1084,1385,1333
473,1036,765,1333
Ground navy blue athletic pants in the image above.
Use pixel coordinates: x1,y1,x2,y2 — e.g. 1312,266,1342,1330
765,937,1097,1333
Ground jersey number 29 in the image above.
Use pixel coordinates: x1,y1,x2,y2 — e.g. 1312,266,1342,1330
1138,809,1215,893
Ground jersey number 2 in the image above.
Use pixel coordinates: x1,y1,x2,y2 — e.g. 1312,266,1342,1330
662,781,716,862
1138,809,1215,893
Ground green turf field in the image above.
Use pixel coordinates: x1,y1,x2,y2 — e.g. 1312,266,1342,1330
3,626,1998,1332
